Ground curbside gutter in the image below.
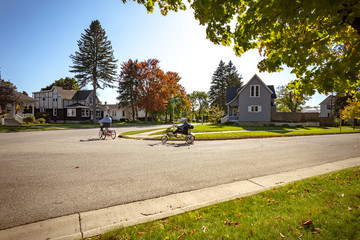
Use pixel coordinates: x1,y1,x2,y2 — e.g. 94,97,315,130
2,157,359,240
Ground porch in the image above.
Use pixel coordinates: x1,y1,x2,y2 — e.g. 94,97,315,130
1,92,36,125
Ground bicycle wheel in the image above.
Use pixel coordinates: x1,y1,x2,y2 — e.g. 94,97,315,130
101,130,106,140
185,134,195,144
111,130,116,139
99,130,104,139
161,135,168,144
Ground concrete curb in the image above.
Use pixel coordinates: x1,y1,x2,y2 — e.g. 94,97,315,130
121,131,360,141
1,157,359,240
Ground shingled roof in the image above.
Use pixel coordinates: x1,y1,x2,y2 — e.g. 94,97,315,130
53,86,76,100
71,90,92,101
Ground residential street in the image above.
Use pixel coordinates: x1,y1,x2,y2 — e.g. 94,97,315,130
0,128,359,230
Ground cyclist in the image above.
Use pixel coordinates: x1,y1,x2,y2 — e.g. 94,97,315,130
99,114,112,132
173,118,189,135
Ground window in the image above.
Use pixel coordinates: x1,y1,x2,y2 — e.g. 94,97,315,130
248,105,262,113
53,94,58,102
232,108,238,116
81,109,90,117
250,85,260,97
41,94,46,101
96,110,101,117
53,108,57,116
122,111,125,117
40,108,46,112
67,109,76,117
111,111,116,117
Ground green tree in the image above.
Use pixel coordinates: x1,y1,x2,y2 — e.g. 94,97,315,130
275,85,310,112
189,91,209,123
209,60,243,112
341,98,360,129
208,105,225,124
70,20,118,123
117,59,141,121
42,77,80,91
124,0,360,97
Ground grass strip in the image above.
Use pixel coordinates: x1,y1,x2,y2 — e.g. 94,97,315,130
91,167,360,240
197,129,360,139
120,129,159,136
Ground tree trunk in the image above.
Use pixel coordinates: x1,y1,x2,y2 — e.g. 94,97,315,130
92,82,97,124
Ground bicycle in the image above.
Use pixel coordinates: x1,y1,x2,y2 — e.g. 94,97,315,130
161,124,195,144
99,123,116,140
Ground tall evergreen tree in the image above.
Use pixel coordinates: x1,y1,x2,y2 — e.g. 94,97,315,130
70,20,118,123
225,60,243,87
117,59,140,121
208,60,243,112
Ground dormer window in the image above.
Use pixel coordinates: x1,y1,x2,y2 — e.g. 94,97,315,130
250,85,260,97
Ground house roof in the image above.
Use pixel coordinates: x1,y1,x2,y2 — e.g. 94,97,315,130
319,95,335,105
66,103,90,108
53,86,77,100
14,92,37,102
71,90,92,101
226,74,276,105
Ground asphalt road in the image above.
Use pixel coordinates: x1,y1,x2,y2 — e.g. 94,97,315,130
0,127,359,230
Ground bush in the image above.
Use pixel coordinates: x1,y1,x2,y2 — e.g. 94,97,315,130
35,118,46,124
23,116,36,124
281,124,290,128
35,112,50,122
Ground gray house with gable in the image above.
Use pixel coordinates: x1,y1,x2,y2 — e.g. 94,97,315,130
221,74,277,124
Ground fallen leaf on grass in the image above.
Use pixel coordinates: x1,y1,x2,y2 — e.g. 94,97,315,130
302,219,313,226
280,232,286,238
236,212,242,217
202,226,206,233
250,229,253,235
137,232,144,236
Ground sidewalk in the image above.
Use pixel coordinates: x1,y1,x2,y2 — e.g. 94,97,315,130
1,157,359,240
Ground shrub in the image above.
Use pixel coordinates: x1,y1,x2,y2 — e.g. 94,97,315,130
35,118,46,124
281,124,290,128
23,116,36,124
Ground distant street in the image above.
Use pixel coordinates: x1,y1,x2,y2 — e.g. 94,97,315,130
0,128,359,230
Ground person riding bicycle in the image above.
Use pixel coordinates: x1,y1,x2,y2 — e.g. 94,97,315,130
173,118,190,135
99,114,112,132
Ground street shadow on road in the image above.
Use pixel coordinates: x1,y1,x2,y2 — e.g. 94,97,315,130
148,142,193,148
79,138,106,142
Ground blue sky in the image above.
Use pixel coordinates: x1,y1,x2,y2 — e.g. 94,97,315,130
0,0,325,106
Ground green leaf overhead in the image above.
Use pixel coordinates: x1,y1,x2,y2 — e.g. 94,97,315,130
123,0,360,96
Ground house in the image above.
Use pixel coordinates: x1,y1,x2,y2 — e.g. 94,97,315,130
32,86,103,123
102,103,146,121
319,95,336,117
221,74,277,124
0,90,36,125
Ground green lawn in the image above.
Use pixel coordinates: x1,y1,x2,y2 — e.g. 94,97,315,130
145,124,360,138
90,167,360,240
0,121,166,132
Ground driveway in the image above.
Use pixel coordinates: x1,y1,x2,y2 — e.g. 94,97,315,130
0,128,359,230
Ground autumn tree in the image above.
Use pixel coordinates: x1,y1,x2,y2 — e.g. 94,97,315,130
117,59,141,121
209,60,243,112
123,0,360,97
0,80,18,111
42,77,80,91
341,98,360,129
275,85,310,112
70,20,117,123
